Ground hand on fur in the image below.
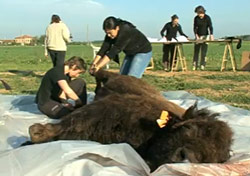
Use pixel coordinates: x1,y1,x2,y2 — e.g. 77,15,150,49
89,67,96,76
74,99,83,108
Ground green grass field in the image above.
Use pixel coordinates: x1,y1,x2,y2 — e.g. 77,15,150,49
0,42,250,109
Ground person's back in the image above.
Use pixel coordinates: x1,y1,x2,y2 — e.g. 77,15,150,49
35,66,66,106
46,22,70,51
44,14,71,67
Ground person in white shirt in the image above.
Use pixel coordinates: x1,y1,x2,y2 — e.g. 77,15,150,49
45,14,71,67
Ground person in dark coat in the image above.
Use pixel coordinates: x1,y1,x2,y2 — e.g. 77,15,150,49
193,6,214,70
89,16,152,78
160,14,188,71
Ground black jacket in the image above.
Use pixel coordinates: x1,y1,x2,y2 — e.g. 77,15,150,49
160,22,188,41
97,23,152,60
194,14,213,36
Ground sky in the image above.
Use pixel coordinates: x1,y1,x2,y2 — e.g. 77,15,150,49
0,0,250,41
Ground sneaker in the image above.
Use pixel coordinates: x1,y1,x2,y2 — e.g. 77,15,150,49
162,62,169,71
192,66,197,71
201,65,205,70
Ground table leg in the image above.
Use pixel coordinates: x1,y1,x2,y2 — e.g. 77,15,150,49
228,42,237,72
221,44,229,71
171,45,178,72
178,44,187,71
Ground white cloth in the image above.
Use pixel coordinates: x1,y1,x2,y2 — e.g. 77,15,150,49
147,36,189,43
0,91,250,176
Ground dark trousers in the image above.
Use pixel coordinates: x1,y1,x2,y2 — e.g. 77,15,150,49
38,78,87,119
193,43,208,67
162,44,175,68
48,49,66,67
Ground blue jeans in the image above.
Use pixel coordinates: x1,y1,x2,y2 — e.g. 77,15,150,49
120,51,152,78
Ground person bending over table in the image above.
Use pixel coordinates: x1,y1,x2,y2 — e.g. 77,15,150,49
160,14,188,71
36,56,87,119
89,16,152,78
193,5,214,71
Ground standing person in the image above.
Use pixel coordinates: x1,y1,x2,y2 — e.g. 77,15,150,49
160,14,188,71
193,6,214,70
36,56,87,119
89,16,152,78
45,14,71,67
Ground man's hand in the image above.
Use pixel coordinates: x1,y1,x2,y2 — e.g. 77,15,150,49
89,64,100,76
89,66,96,76
60,98,74,111
195,34,200,40
62,103,74,111
210,35,214,41
75,99,83,108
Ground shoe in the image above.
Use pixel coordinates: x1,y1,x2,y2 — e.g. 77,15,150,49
192,66,197,71
201,65,205,70
162,62,169,71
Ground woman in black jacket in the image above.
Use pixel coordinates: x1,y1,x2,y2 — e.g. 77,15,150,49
90,16,152,78
193,6,214,70
160,14,188,71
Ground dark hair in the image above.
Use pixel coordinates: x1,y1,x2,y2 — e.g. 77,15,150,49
65,56,87,71
195,5,206,14
171,14,179,21
51,14,61,24
102,16,135,30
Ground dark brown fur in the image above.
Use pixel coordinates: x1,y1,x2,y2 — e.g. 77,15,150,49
26,70,233,171
94,69,185,118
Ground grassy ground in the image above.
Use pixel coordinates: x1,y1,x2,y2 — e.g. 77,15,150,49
0,42,250,110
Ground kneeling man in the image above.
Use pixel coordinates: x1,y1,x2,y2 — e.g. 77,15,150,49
36,56,87,119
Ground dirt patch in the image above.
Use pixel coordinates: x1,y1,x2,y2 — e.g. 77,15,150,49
145,70,250,77
0,89,10,94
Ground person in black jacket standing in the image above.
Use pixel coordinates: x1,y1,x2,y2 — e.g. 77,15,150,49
160,15,188,71
89,16,152,78
193,6,214,70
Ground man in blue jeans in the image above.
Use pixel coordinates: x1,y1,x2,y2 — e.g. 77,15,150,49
89,16,152,78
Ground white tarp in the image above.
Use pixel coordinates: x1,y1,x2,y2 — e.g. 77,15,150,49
0,91,250,176
147,36,189,43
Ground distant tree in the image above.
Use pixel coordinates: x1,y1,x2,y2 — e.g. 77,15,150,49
30,36,38,45
241,35,250,41
37,35,46,44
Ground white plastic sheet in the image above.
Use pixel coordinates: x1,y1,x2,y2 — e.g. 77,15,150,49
147,36,189,43
0,91,250,176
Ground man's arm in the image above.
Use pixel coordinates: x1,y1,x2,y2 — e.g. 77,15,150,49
160,24,167,38
207,16,214,40
58,80,79,101
207,16,213,35
193,17,199,39
62,23,71,43
178,25,188,38
96,35,112,57
44,28,49,57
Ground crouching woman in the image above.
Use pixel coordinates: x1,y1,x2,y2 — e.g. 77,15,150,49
90,16,152,78
36,56,87,119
